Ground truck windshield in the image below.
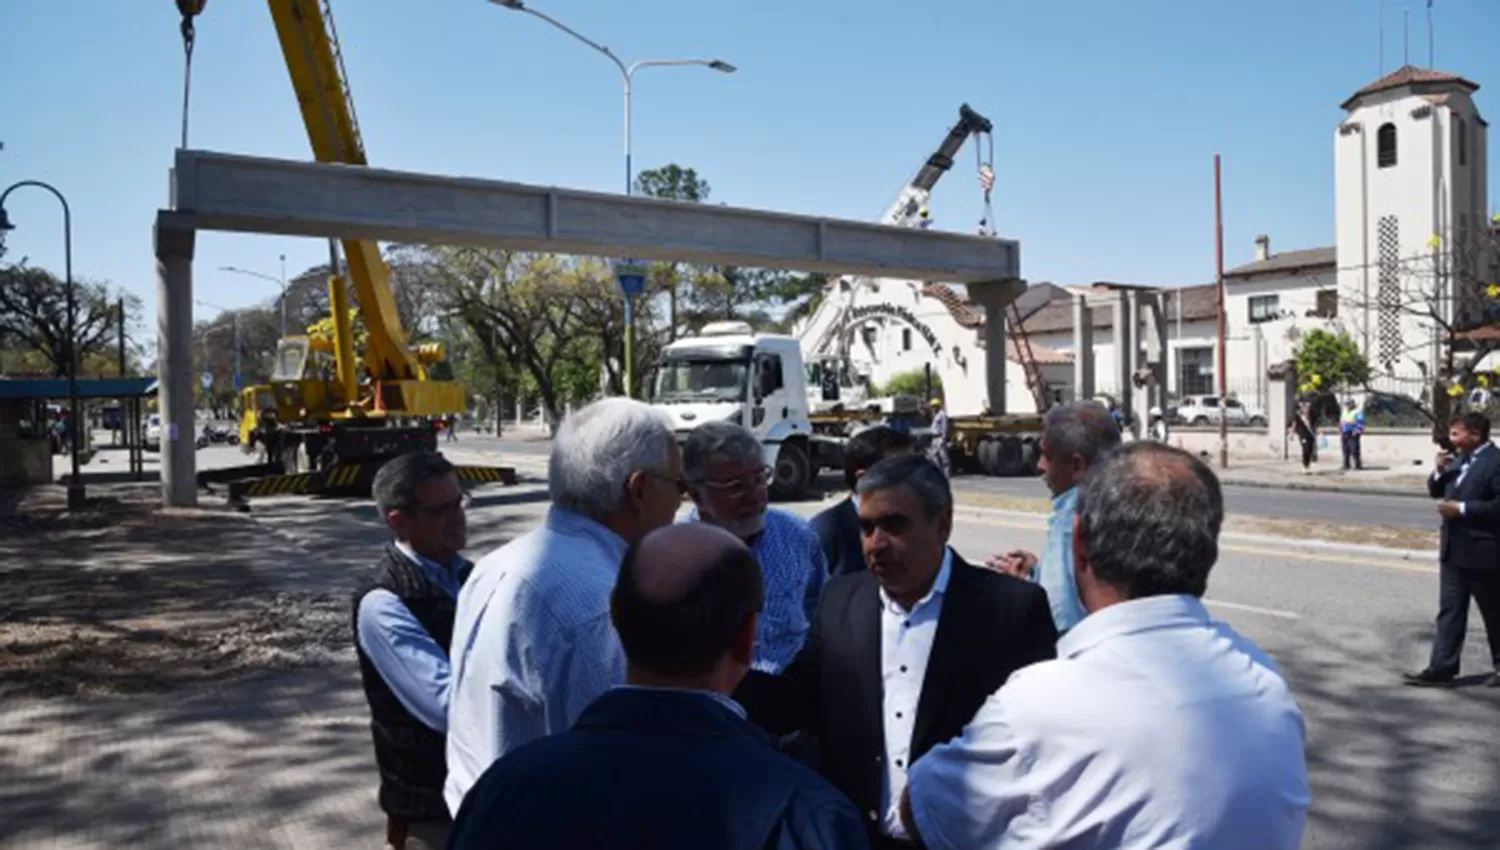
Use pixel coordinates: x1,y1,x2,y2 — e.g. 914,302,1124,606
653,358,749,403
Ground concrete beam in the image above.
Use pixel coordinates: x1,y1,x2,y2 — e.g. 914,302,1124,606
169,149,1021,284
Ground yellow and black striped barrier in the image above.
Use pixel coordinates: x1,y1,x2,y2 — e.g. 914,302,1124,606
235,472,315,498
454,465,518,486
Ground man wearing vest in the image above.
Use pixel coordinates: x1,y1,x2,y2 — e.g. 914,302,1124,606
1340,398,1366,471
354,451,474,850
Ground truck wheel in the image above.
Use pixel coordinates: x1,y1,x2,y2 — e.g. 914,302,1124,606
979,439,1000,476
771,442,810,500
997,438,1025,475
1019,439,1040,475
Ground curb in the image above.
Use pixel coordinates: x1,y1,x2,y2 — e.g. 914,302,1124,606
951,504,1438,560
1216,475,1429,500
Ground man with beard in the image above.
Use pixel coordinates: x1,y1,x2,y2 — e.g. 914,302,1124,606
682,421,827,674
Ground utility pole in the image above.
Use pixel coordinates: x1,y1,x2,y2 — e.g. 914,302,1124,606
1215,154,1228,470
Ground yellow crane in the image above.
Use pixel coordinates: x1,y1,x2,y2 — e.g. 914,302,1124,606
182,0,514,501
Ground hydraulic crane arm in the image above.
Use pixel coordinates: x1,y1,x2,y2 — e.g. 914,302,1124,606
880,103,994,228
267,0,422,381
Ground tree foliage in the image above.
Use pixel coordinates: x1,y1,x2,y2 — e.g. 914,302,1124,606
1294,329,1370,395
0,257,143,378
879,367,942,401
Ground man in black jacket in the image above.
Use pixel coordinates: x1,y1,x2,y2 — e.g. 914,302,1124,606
810,426,916,577
1406,412,1500,687
738,454,1058,850
448,523,870,850
353,451,473,849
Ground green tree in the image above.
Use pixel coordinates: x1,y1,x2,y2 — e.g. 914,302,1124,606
1293,328,1371,396
0,259,143,378
634,164,712,342
879,367,942,401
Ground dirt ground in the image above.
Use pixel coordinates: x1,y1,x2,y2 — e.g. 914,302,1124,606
0,486,352,700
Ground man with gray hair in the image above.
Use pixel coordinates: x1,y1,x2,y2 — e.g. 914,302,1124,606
681,421,827,674
988,400,1121,634
354,451,474,850
903,443,1310,850
444,397,684,815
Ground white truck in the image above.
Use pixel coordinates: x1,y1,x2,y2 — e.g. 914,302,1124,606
651,321,888,497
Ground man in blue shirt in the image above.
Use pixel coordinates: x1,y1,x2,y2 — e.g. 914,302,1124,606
988,401,1121,635
353,451,473,850
681,421,827,674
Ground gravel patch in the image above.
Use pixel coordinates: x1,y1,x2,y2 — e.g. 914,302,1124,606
1,493,355,699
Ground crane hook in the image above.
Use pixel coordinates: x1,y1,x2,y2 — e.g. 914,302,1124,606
175,0,207,150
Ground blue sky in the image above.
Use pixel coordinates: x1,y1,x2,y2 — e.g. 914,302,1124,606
3,0,1497,342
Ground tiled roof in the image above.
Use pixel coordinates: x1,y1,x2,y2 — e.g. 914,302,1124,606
1224,247,1336,279
920,283,984,328
1341,65,1479,109
1009,340,1072,365
1018,283,1220,334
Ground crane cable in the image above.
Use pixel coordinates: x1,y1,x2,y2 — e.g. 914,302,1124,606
176,1,207,150
975,128,996,237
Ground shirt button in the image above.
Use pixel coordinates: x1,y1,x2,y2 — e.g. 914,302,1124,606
896,711,904,719
868,810,879,822
897,758,904,768
900,665,908,673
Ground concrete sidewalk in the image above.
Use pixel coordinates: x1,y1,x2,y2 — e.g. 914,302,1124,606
1202,456,1431,498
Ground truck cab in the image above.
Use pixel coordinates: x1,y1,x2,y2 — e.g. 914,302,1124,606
651,321,817,496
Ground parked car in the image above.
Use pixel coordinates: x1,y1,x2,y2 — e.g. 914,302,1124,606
1174,394,1267,427
145,414,162,451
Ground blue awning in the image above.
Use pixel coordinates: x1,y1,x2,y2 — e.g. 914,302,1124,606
0,377,159,400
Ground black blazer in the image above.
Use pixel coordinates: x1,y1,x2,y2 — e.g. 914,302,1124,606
810,497,866,577
735,554,1058,827
1430,443,1500,569
448,689,872,850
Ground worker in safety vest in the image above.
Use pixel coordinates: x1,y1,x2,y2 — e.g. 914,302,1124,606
1340,398,1366,471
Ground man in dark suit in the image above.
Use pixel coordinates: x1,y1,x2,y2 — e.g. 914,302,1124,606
447,522,871,850
738,454,1058,849
1406,412,1500,687
811,426,917,576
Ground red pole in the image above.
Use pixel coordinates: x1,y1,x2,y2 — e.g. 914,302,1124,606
1215,154,1228,470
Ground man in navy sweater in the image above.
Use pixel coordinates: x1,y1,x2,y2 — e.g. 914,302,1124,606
448,522,870,850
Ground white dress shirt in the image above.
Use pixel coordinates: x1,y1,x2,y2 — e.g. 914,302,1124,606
879,547,953,839
908,594,1310,850
1436,442,1494,516
444,507,629,816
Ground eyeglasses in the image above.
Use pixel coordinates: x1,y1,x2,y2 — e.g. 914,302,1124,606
698,466,773,500
408,491,471,517
645,470,688,496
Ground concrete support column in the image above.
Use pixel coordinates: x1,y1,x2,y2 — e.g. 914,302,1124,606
155,217,197,507
981,303,1007,416
1112,291,1134,424
1137,293,1168,419
1072,294,1094,402
1267,361,1296,459
966,279,1025,417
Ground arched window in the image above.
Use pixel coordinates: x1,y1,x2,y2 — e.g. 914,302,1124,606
1377,122,1397,168
1458,116,1468,166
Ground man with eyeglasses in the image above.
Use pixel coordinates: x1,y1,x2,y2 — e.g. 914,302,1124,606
682,421,828,675
354,451,474,850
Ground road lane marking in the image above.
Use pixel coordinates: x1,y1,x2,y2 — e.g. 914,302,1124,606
1204,599,1299,620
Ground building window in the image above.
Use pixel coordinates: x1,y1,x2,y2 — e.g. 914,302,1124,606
1458,116,1468,166
1314,289,1338,319
1377,123,1397,168
1248,294,1280,324
1178,347,1215,396
901,328,912,351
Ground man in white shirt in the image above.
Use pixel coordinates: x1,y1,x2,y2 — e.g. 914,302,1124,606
902,441,1310,850
443,397,684,815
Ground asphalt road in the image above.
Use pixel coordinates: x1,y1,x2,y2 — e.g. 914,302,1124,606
448,432,1437,531
246,480,1499,850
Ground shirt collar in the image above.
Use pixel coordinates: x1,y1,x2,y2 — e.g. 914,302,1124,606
879,546,954,614
613,684,747,720
1058,594,1211,659
546,506,628,561
394,541,462,588
1052,485,1079,510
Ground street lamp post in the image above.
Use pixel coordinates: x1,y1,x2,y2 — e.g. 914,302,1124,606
1,180,85,510
488,0,735,397
220,261,290,338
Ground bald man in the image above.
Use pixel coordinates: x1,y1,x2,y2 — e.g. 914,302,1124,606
448,524,871,850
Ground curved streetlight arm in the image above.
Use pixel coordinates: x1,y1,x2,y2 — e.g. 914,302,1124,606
513,4,627,79
1,179,84,505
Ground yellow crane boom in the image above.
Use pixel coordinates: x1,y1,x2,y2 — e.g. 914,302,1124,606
267,0,422,383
